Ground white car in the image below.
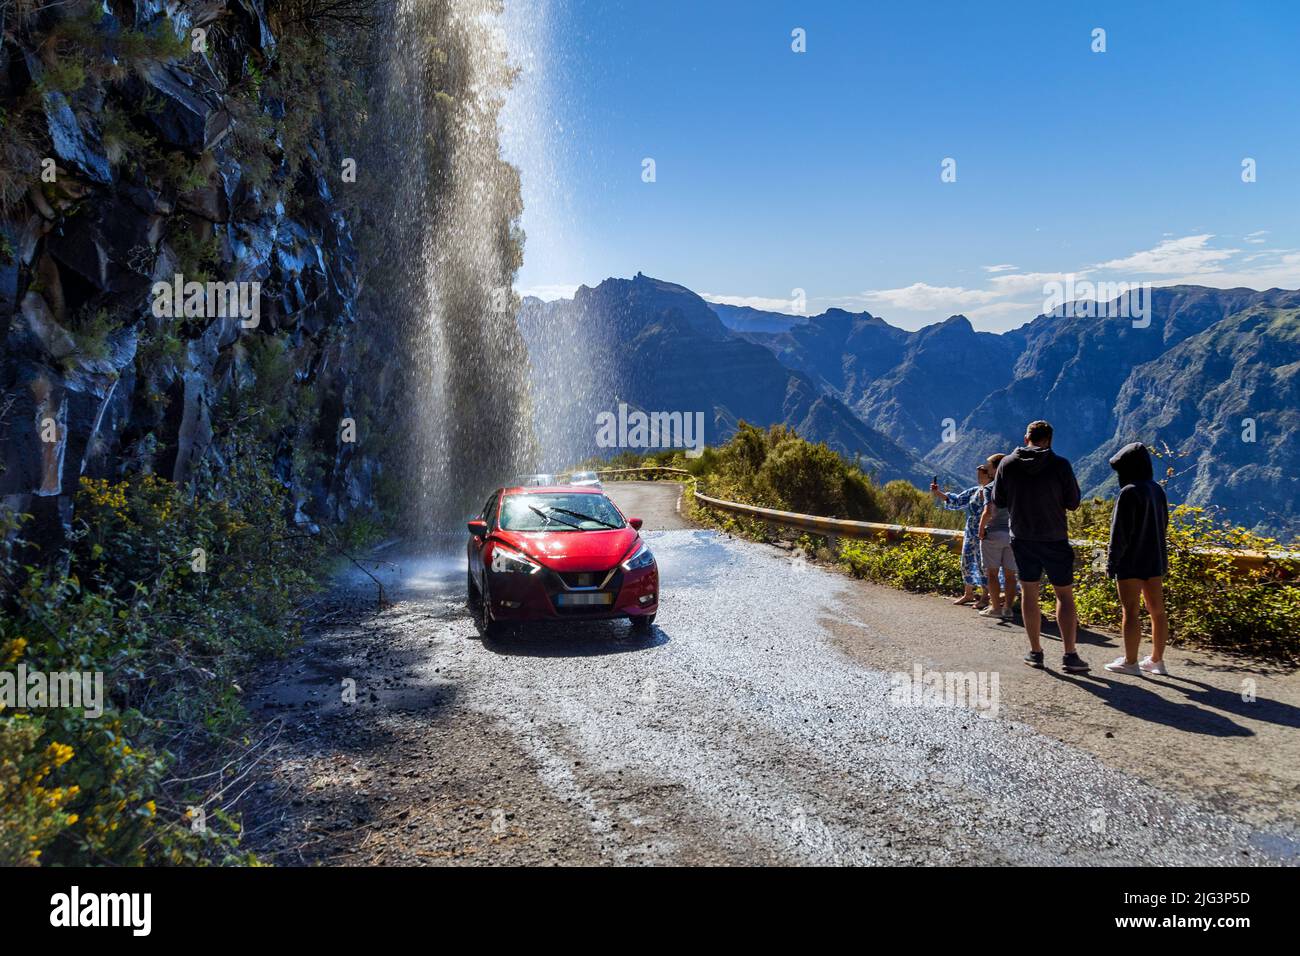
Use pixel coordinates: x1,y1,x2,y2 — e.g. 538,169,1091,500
567,471,603,490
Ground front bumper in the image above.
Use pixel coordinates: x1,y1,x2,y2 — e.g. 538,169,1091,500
485,561,658,622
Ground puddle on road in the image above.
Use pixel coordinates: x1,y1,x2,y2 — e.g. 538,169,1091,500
341,548,463,601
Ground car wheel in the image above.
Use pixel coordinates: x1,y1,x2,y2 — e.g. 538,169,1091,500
467,565,481,609
479,578,503,639
631,613,655,635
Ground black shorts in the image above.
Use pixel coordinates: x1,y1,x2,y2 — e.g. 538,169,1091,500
1011,538,1075,587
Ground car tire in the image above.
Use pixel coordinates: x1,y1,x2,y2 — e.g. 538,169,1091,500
479,577,504,639
630,613,655,635
467,565,481,609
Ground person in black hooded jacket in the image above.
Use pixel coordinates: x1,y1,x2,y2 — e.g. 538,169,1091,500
1102,442,1171,677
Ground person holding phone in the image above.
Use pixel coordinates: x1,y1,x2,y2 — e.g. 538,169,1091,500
931,467,991,609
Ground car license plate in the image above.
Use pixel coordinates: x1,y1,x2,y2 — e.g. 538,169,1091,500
556,592,613,607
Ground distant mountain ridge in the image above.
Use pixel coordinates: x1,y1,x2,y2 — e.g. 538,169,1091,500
517,275,943,487
709,302,810,334
519,276,1300,534
712,286,1300,535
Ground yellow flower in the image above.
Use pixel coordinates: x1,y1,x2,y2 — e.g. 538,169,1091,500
46,742,74,767
1,636,27,665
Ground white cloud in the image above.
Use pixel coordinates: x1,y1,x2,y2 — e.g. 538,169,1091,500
987,271,1080,295
852,272,1077,313
1156,250,1300,291
854,282,1003,311
700,292,801,313
1094,234,1238,275
965,299,1042,320
821,235,1295,332
515,283,581,301
1244,230,1270,244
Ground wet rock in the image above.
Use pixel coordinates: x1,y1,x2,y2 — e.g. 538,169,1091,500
9,291,77,362
0,360,67,498
178,157,230,223
46,196,156,301
41,91,113,186
139,63,231,153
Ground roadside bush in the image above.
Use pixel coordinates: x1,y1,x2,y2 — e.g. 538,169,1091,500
878,479,963,530
0,441,321,866
838,535,963,594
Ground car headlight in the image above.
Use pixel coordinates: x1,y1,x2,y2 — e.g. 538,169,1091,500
622,542,655,571
492,545,541,574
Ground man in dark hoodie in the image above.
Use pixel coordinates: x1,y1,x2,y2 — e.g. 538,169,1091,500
992,420,1090,673
1102,442,1171,676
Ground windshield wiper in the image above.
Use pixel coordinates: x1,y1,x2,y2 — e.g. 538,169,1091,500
547,506,620,529
529,504,582,530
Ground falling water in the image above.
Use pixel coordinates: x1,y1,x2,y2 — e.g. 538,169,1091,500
378,0,539,531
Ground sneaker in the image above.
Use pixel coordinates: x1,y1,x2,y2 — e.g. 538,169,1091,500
1001,607,1014,620
979,605,1002,618
1023,650,1044,668
1062,652,1091,674
1104,656,1141,675
1139,656,1168,676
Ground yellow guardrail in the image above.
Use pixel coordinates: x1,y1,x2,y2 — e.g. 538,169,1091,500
589,466,1300,575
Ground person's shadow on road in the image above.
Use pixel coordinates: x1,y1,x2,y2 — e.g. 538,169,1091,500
1046,670,1254,737
1142,674,1300,730
1034,616,1115,648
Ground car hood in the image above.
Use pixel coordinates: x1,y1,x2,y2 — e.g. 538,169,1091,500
494,527,642,572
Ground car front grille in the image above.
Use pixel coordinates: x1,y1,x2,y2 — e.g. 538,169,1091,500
547,567,624,613
558,570,609,589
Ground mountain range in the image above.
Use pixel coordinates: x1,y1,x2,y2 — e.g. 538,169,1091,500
519,275,1300,535
517,275,940,487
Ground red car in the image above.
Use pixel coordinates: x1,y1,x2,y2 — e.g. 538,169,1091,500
467,485,659,637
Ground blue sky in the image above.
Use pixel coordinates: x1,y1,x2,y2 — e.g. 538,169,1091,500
502,0,1300,331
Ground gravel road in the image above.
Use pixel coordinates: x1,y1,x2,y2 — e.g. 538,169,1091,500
244,483,1300,865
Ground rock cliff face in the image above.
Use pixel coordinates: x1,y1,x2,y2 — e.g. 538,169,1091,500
0,2,408,547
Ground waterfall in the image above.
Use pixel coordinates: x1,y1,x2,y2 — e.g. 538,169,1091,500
378,0,539,531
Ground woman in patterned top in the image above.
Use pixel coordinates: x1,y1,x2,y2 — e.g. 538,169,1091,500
930,465,991,609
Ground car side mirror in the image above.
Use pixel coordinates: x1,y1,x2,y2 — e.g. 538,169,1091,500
629,517,643,530
467,519,489,537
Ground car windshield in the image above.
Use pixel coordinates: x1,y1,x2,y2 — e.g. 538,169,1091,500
570,472,598,481
499,493,625,532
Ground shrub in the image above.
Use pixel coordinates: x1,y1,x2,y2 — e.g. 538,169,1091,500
838,535,964,594
0,443,320,866
879,479,963,530
0,706,81,866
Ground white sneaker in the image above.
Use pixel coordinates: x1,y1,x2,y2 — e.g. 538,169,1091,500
1104,657,1141,675
979,605,1002,617
1139,656,1168,675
